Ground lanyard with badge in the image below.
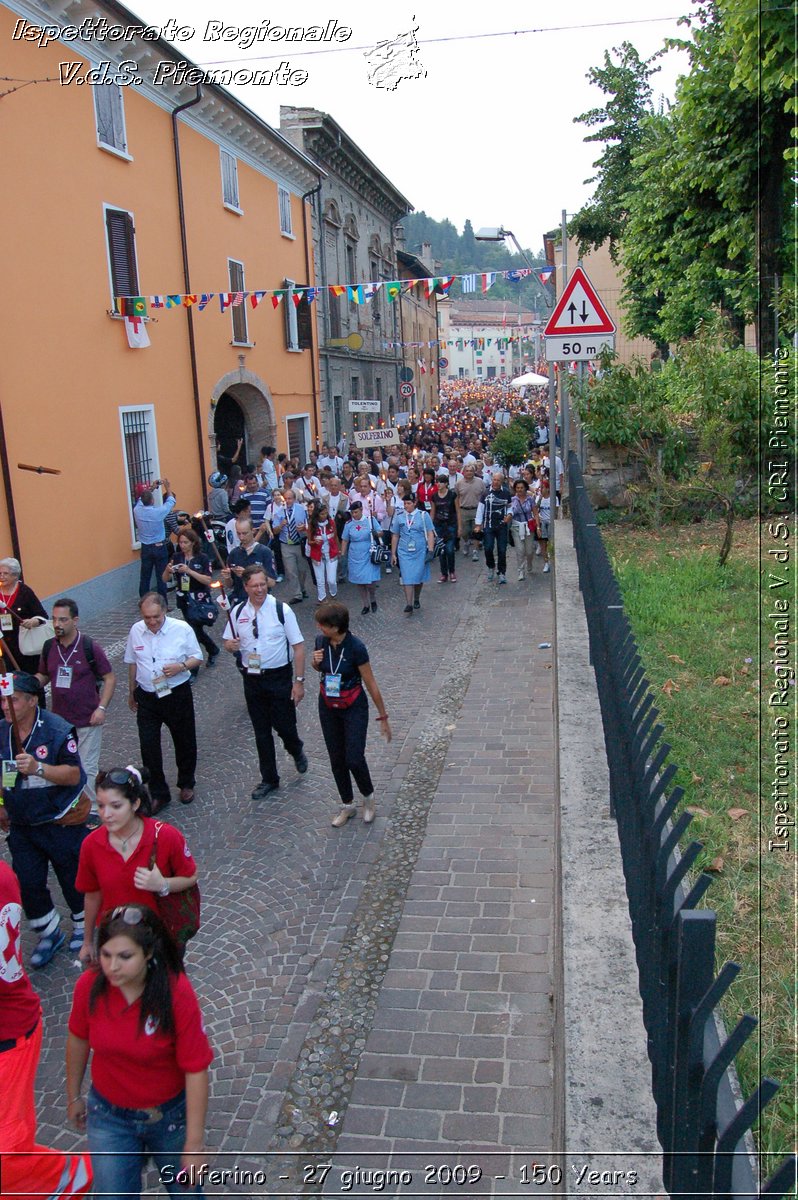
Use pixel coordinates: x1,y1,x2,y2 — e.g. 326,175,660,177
3,723,35,789
55,630,81,689
0,590,15,632
405,511,418,553
325,642,345,698
246,611,262,674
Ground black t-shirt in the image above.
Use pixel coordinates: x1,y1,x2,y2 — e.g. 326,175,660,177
172,553,212,603
432,490,456,529
314,631,369,691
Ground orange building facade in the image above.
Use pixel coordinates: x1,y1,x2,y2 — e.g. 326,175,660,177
0,0,322,616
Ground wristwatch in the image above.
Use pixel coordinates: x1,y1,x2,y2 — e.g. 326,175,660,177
35,763,45,778
295,676,305,683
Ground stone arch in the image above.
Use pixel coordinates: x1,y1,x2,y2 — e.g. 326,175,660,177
208,369,276,473
343,213,359,241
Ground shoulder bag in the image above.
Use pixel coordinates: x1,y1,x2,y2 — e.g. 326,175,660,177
149,822,201,947
368,523,390,565
185,593,217,626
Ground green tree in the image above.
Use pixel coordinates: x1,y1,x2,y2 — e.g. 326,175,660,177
569,42,659,261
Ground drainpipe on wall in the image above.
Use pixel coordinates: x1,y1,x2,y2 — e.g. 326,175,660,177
0,400,21,561
171,86,207,504
302,181,323,449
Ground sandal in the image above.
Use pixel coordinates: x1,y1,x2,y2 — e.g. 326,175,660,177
31,927,65,969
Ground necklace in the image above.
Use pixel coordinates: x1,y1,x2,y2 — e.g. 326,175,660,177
111,818,142,855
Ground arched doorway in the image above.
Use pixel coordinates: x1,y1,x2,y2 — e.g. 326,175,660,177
209,370,277,476
214,392,247,475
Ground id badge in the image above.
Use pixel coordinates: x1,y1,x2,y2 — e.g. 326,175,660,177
325,673,342,697
246,652,262,675
2,760,18,788
152,673,172,697
0,612,12,632
407,539,417,552
55,665,73,688
180,574,190,593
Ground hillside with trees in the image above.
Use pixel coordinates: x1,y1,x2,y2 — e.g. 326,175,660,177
402,212,551,312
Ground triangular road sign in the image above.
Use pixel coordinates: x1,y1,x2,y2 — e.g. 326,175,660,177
544,267,616,337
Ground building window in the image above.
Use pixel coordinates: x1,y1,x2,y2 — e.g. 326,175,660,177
286,416,309,464
351,377,359,432
375,378,382,411
94,84,128,154
284,279,313,351
487,365,496,378
220,150,240,210
346,243,357,302
329,293,342,339
333,396,343,442
228,259,248,344
278,186,293,236
120,406,160,544
105,206,139,312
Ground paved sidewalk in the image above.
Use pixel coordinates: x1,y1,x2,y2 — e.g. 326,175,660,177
329,570,557,1194
10,551,559,1195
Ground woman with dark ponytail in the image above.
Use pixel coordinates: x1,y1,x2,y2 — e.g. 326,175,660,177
66,904,212,1196
75,766,198,965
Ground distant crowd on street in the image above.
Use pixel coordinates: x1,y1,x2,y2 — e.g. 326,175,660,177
0,372,562,1196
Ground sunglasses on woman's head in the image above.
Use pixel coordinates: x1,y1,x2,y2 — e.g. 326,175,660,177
110,906,145,926
99,769,136,788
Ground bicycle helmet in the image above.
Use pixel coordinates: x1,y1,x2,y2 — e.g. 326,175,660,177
208,471,228,488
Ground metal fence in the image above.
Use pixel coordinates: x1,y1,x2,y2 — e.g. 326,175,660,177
567,452,796,1200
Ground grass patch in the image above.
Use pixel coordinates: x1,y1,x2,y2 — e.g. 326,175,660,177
601,518,795,1168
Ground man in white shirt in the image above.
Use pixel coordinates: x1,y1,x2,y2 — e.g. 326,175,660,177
223,565,307,799
271,489,311,602
124,592,202,812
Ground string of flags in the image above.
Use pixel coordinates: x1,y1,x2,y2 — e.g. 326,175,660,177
116,267,555,321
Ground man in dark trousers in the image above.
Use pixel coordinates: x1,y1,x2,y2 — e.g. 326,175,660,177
124,592,202,811
0,672,88,968
222,565,307,799
474,471,514,585
132,477,176,599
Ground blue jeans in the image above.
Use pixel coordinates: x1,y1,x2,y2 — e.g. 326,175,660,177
139,542,169,598
483,525,509,575
87,1086,203,1198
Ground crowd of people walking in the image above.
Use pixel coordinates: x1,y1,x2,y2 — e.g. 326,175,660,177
0,375,559,1196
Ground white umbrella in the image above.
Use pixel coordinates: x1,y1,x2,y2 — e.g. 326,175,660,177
510,372,549,388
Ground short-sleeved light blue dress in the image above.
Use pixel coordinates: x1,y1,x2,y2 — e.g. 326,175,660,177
343,517,381,585
390,508,434,584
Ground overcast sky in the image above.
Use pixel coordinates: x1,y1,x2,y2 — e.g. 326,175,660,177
128,0,691,255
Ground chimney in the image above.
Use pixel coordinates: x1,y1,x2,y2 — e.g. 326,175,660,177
394,223,406,246
421,242,433,265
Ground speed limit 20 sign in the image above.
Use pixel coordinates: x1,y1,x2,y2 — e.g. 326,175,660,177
399,382,414,399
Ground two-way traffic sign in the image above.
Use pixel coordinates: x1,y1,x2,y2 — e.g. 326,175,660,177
543,267,616,361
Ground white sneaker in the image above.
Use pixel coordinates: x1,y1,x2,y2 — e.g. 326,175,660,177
487,569,495,582
518,570,525,581
543,562,551,573
535,546,541,556
498,574,507,585
472,551,479,562
362,797,376,824
331,805,355,827
385,566,392,573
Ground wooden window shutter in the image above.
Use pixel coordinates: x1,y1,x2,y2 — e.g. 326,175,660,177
106,209,138,309
296,288,313,351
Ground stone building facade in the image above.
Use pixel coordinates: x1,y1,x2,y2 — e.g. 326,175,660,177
280,107,413,446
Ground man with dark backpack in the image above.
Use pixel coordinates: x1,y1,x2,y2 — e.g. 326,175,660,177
222,564,308,800
36,599,115,823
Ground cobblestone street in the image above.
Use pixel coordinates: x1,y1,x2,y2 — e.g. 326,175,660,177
10,552,556,1195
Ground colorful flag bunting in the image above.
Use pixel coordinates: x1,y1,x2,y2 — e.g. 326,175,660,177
347,285,364,305
460,274,477,294
182,295,198,307
481,273,497,294
292,290,305,307
198,294,214,310
272,291,286,308
165,295,182,309
117,296,147,317
150,296,165,308
329,286,346,298
250,291,268,309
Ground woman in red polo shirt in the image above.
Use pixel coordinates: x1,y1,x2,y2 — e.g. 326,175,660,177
66,905,212,1197
75,766,198,964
